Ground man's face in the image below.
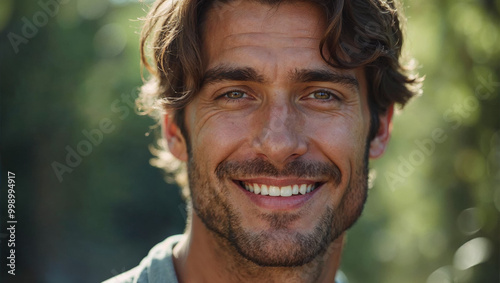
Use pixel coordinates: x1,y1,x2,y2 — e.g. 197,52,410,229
175,0,378,266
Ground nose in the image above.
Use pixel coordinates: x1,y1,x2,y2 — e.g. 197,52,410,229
252,103,307,166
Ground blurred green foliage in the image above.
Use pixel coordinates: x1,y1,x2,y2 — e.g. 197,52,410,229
0,0,498,282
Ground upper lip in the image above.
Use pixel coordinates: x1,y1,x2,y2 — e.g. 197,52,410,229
236,177,324,187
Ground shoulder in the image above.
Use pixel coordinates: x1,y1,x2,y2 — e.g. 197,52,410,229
102,235,184,283
102,266,142,283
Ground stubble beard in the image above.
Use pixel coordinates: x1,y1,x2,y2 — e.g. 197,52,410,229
186,143,369,267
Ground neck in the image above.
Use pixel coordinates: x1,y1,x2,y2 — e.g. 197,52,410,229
173,212,345,283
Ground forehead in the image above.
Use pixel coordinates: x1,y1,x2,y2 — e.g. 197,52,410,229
204,0,326,37
201,0,327,67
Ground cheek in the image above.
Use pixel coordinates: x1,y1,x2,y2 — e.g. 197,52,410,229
310,117,366,159
191,111,253,164
307,115,367,197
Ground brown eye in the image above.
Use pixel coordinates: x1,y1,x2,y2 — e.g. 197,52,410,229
225,91,246,99
313,91,331,100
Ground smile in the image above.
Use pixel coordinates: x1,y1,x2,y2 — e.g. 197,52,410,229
240,181,320,197
234,179,325,210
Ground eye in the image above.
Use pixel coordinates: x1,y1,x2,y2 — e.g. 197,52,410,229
215,89,255,108
313,91,331,100
223,90,248,99
306,90,339,101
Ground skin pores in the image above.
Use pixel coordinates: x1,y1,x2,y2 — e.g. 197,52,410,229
169,0,386,273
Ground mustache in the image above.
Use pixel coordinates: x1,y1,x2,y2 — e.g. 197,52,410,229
215,158,342,185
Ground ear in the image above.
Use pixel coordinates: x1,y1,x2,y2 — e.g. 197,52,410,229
369,104,394,159
163,112,188,162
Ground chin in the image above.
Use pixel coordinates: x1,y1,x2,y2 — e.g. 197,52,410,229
224,207,337,267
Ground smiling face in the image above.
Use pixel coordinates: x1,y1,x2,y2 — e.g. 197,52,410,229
166,0,389,267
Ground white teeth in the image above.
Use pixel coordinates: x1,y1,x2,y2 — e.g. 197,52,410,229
280,185,292,197
261,184,269,196
242,182,317,197
254,184,261,194
299,184,307,195
269,186,280,196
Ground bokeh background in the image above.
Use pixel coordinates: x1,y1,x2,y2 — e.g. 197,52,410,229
0,0,499,282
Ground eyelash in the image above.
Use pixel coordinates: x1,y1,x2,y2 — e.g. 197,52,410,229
217,90,251,102
305,90,341,102
216,89,342,104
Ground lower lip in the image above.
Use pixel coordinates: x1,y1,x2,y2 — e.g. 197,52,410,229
235,182,322,211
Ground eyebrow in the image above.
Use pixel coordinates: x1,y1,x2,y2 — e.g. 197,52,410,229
201,65,359,91
202,66,266,86
291,68,359,90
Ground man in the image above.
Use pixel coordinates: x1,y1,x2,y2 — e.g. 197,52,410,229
105,0,421,282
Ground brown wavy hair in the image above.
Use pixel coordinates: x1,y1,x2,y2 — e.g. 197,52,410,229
137,0,423,194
